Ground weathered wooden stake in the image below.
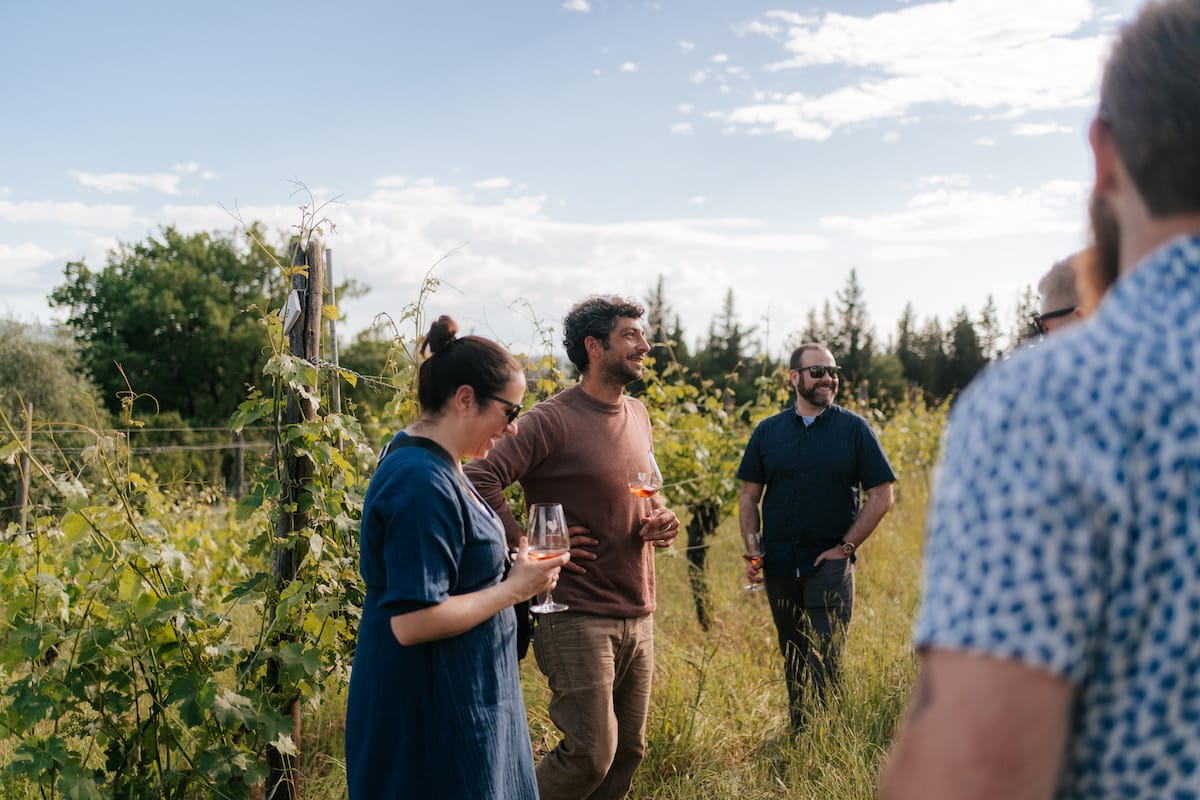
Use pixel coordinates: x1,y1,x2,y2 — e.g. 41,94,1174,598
266,241,323,800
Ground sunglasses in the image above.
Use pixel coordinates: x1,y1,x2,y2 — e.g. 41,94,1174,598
1034,306,1076,333
796,365,842,379
482,394,522,425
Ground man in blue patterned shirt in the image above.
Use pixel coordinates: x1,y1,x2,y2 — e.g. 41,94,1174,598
882,2,1200,798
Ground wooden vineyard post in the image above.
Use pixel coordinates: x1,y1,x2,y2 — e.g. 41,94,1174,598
266,241,324,800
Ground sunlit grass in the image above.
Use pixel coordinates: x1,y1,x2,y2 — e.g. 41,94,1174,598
295,478,927,800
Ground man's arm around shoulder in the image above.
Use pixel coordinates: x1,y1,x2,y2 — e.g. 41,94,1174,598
880,648,1072,800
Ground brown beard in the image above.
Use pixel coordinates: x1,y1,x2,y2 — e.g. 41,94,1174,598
1078,193,1122,313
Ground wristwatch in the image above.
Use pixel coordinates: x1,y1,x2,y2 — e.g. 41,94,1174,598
839,540,856,557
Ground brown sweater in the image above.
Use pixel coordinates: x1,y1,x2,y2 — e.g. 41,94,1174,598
463,385,657,618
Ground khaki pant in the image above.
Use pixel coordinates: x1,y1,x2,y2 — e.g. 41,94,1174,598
532,612,654,800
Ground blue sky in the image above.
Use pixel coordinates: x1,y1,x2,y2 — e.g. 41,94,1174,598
2,0,1139,356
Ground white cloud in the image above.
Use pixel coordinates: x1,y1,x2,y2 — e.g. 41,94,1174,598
71,170,182,195
711,53,729,63
678,40,695,52
0,242,61,281
920,173,973,188
0,200,141,228
620,62,638,72
820,179,1088,244
474,177,513,190
717,0,1110,140
677,103,694,114
690,70,709,84
671,122,694,135
1013,121,1076,136
563,0,590,12
689,195,706,205
976,137,998,146
870,243,950,261
882,131,901,143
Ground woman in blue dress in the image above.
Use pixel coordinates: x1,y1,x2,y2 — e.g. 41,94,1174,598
346,316,568,799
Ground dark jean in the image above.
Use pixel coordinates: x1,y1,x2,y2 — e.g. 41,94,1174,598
532,612,654,800
764,556,854,730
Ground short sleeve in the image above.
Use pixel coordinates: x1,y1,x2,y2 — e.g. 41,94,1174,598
737,424,766,484
365,458,466,615
914,374,1106,684
856,419,897,489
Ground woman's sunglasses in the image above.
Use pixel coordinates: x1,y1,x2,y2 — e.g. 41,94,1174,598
482,394,522,424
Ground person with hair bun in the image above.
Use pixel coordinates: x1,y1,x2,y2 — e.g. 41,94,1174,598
345,315,568,800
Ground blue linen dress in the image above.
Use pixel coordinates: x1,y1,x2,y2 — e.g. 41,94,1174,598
345,434,537,800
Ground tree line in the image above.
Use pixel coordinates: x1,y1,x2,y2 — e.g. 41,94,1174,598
2,223,1040,505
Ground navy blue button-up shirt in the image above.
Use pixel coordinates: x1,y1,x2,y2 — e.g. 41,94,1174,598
737,403,896,577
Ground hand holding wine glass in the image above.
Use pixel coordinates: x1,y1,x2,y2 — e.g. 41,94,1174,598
742,531,764,591
528,503,570,614
625,450,664,517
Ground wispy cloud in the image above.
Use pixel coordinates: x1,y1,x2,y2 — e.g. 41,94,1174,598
0,242,62,285
671,122,694,135
71,170,182,195
820,178,1088,246
678,40,695,52
716,0,1109,141
711,53,730,63
0,200,141,228
563,0,590,12
474,177,513,190
620,61,638,72
1012,121,1077,136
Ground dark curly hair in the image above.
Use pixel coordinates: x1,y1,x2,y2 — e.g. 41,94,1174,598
417,315,521,415
561,295,645,372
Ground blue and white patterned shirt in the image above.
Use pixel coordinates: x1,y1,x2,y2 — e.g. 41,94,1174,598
915,235,1200,799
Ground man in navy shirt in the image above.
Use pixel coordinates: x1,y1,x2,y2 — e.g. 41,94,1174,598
738,342,895,731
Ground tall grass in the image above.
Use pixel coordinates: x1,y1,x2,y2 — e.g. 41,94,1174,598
519,478,927,799
297,478,926,800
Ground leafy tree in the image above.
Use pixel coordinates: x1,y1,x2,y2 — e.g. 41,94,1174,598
0,318,110,519
911,317,948,401
1011,284,1041,349
50,225,283,427
894,303,920,385
943,307,988,395
695,289,759,406
0,318,107,430
865,352,908,409
337,323,408,424
798,300,836,347
831,269,875,388
978,294,1003,362
643,276,675,371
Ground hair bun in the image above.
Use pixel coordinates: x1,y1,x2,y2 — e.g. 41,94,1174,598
422,315,459,356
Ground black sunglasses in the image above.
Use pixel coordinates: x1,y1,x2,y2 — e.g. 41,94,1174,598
797,365,842,379
482,394,522,425
1034,306,1076,333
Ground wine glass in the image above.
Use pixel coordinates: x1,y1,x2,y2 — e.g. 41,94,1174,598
528,502,570,614
625,450,664,517
741,531,764,591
